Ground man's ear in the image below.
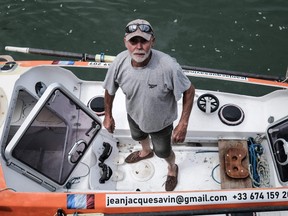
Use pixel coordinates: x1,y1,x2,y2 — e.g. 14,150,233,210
151,36,156,47
123,37,128,48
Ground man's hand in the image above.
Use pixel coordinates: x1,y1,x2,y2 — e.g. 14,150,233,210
172,85,195,143
103,116,115,133
172,122,188,143
103,90,116,133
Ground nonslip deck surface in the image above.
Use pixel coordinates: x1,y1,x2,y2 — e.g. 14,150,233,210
113,146,221,192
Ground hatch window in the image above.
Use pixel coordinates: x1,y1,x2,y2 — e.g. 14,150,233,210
5,84,101,187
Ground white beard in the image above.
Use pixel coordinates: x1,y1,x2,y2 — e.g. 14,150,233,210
130,50,151,63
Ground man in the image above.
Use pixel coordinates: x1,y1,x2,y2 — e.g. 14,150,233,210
103,19,195,191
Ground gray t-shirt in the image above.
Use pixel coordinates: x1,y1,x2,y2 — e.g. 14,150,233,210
103,49,191,133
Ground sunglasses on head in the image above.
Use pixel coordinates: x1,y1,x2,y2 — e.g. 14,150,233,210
125,24,153,34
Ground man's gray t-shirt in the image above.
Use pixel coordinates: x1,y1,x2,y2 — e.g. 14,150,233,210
103,49,191,133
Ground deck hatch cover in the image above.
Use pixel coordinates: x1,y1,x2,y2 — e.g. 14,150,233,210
267,115,288,184
5,83,101,189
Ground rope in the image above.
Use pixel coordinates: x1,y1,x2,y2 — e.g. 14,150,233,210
211,164,221,184
248,137,270,188
65,162,90,191
0,187,16,192
195,150,220,184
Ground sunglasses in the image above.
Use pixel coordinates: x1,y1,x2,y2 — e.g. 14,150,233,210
125,24,153,34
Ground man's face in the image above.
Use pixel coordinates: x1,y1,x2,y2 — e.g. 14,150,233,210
124,36,155,66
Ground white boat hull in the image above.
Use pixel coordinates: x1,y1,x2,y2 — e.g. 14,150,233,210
1,60,288,215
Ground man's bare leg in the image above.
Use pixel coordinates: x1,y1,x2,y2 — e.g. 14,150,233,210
139,136,153,157
165,150,177,176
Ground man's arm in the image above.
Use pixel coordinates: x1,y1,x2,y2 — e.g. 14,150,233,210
103,90,116,133
172,84,195,143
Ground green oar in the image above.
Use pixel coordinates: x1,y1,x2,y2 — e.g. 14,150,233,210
5,46,115,62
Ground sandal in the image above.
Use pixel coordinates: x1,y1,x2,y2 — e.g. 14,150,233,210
125,151,154,163
165,164,178,191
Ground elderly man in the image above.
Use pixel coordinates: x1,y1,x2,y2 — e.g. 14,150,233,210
103,19,195,191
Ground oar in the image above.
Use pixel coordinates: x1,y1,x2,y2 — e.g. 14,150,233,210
182,65,284,82
5,46,116,62
5,46,287,84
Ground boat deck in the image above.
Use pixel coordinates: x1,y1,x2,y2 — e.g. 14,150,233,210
1,64,288,215
113,145,220,192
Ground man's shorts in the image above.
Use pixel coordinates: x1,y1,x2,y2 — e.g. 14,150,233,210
127,114,173,158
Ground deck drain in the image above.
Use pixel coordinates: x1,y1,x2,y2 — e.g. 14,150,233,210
130,160,155,181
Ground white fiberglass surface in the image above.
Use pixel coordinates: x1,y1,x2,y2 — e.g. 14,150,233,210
114,146,221,192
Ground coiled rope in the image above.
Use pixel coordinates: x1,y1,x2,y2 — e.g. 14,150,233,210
248,137,270,188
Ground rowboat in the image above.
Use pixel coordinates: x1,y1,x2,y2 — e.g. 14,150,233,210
1,46,288,216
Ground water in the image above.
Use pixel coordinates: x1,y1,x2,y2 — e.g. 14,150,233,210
1,0,288,94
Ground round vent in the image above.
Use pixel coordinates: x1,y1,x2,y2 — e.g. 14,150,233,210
35,82,47,97
88,96,105,116
218,104,244,126
197,93,219,113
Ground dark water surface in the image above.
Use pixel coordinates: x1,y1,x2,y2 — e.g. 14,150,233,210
1,0,287,94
